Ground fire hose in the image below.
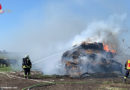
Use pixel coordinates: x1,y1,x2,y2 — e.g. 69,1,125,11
32,47,72,65
22,81,88,90
22,82,56,90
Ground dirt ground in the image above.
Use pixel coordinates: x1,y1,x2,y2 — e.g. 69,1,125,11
0,71,130,90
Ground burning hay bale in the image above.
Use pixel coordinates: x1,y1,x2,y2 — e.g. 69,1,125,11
62,42,123,77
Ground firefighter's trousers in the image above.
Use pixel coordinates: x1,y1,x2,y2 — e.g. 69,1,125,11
125,70,130,78
23,68,31,78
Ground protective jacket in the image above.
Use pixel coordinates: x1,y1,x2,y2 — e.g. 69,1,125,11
22,57,32,69
125,60,130,70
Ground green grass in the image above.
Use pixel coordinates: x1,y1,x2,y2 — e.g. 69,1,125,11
102,81,113,84
100,81,130,90
0,66,12,72
100,85,129,90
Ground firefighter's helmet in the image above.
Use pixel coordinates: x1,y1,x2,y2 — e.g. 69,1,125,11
25,55,29,58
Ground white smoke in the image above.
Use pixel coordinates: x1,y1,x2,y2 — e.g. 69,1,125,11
3,0,128,75
7,1,86,75
71,14,127,53
8,14,128,75
68,14,129,73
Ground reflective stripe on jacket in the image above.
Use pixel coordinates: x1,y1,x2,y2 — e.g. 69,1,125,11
22,65,31,69
127,60,130,70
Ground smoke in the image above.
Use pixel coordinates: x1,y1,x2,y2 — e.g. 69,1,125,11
6,1,86,75
70,14,129,67
8,12,128,75
72,14,127,48
61,14,129,76
3,0,128,75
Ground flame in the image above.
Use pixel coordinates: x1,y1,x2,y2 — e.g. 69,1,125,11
111,49,116,53
103,43,116,53
103,44,109,52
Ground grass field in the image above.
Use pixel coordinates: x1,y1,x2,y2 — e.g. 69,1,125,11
0,66,12,72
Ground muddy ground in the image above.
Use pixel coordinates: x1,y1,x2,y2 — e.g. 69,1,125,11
0,71,130,90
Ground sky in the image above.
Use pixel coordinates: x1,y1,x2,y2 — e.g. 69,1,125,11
0,0,130,52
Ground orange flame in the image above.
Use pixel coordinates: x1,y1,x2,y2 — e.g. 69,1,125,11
103,44,109,52
103,43,116,53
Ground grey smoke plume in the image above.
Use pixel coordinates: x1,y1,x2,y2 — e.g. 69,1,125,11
33,14,127,75
7,1,86,75
70,14,129,69
5,0,128,75
8,13,128,75
60,14,129,76
72,14,127,49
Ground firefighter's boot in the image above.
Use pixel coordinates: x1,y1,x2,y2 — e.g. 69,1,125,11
24,74,27,79
123,76,127,83
27,74,31,79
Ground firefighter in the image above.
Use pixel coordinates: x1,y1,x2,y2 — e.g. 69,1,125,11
22,55,32,79
124,59,130,82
